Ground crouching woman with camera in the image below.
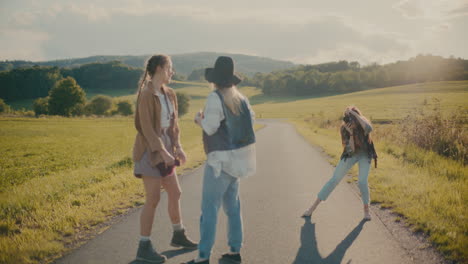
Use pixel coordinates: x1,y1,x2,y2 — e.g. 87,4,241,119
302,106,377,220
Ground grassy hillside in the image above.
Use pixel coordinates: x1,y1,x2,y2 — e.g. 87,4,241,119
0,80,466,263
0,52,295,76
0,82,260,264
250,80,468,262
251,80,467,120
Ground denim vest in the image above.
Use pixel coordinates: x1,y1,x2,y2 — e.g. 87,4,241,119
203,90,256,154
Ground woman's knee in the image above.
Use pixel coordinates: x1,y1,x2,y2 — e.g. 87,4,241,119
168,188,182,201
223,203,240,216
145,194,161,209
358,180,369,193
328,174,341,186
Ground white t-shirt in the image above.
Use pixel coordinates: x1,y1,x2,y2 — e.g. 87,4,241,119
155,90,174,129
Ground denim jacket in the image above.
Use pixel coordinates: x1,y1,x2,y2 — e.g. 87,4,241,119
203,90,256,154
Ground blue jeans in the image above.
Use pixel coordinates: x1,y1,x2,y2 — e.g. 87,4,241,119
198,165,243,259
318,151,371,205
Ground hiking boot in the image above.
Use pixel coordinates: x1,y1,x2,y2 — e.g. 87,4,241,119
220,253,241,264
136,240,167,263
170,229,198,249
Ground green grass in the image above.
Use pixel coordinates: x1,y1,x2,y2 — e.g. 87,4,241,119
252,80,468,121
1,80,466,263
251,80,468,262
292,120,467,261
0,81,262,264
0,115,210,263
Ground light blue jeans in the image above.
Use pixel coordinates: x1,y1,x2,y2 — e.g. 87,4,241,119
198,165,243,259
318,151,371,205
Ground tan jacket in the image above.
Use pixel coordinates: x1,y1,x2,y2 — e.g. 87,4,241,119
132,82,180,166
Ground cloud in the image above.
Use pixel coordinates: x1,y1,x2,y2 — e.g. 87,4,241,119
448,2,468,16
0,29,49,60
290,43,413,65
10,11,37,26
1,7,412,64
1,0,463,63
393,0,468,19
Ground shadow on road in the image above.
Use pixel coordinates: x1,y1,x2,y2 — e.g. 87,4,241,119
292,218,367,264
161,247,197,259
128,248,196,264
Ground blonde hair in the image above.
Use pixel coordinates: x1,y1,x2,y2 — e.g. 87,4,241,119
342,105,372,145
214,84,243,115
345,106,371,124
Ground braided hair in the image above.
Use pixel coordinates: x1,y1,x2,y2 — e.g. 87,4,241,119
137,55,170,100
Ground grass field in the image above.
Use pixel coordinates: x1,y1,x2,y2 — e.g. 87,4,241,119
250,80,468,262
1,80,467,263
0,81,261,264
252,81,468,121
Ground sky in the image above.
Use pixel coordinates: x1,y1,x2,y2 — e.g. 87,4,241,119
1,0,467,65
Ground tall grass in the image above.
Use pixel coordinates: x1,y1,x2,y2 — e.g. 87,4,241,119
291,118,468,262
399,99,467,164
251,81,468,262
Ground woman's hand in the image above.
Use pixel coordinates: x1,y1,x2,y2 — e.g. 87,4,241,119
194,110,204,126
175,147,187,166
160,149,175,166
343,123,354,135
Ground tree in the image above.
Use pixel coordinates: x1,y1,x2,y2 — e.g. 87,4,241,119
85,95,113,115
0,66,62,101
172,73,186,81
33,97,49,116
116,100,133,116
0,98,10,113
176,92,190,117
187,68,206,81
62,61,142,92
48,77,86,116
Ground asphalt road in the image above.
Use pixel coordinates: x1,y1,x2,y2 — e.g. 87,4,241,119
55,120,415,264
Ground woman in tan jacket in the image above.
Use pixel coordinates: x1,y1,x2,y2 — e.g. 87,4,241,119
133,55,197,263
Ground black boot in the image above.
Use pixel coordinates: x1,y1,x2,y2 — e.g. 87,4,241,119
136,240,167,263
220,253,241,264
170,229,198,249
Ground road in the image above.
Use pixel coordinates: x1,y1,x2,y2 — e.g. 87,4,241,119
56,120,415,264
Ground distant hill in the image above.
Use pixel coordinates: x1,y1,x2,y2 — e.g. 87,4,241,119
0,52,295,77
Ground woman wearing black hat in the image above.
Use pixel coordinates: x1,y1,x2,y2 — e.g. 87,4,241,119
183,56,256,264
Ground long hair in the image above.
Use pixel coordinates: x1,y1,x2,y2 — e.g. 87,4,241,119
342,106,372,147
214,83,243,115
136,55,170,101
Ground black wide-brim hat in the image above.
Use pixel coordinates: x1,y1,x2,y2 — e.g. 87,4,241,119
205,56,242,86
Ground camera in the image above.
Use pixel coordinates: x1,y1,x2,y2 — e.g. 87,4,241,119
343,115,353,123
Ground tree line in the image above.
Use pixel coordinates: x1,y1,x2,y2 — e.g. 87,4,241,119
0,61,143,101
243,55,468,96
0,61,189,102
0,52,295,76
0,76,190,118
0,61,191,117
